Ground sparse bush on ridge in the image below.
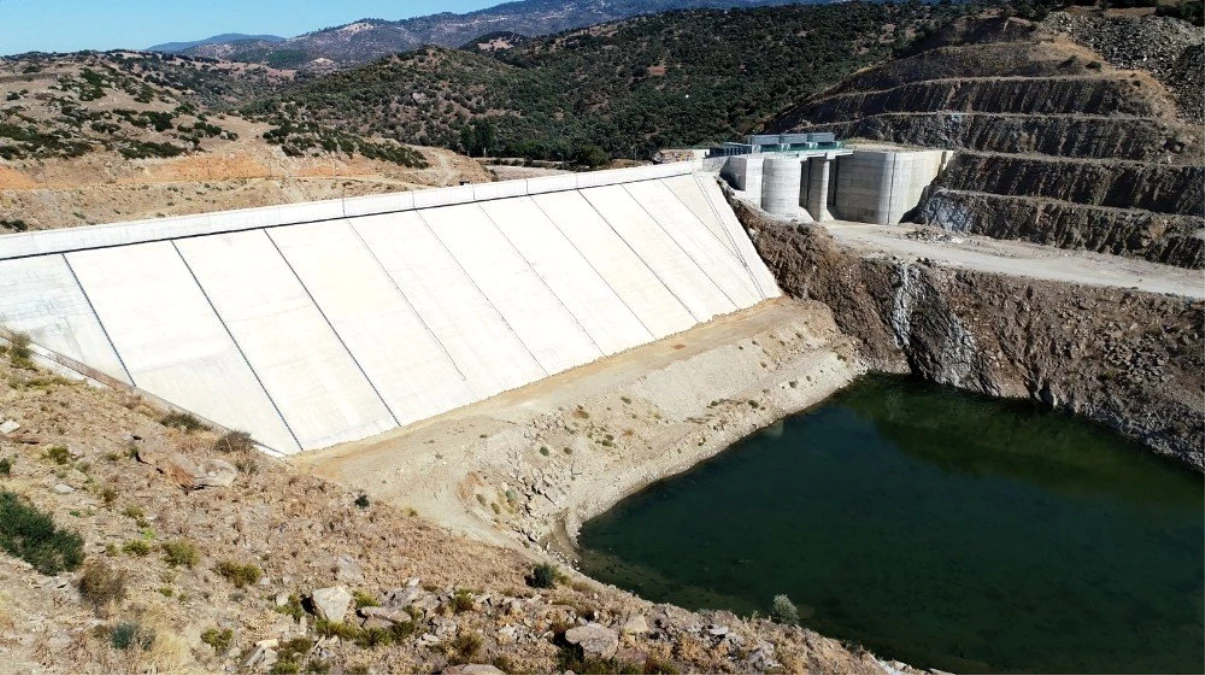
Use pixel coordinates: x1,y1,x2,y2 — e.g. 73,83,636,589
771,593,800,625
215,560,262,588
161,540,199,568
160,411,208,432
78,560,127,608
528,563,561,589
214,430,255,454
0,491,85,575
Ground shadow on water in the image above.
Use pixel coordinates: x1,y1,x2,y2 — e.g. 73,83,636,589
578,376,1204,674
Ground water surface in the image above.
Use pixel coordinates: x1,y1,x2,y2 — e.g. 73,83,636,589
578,376,1204,673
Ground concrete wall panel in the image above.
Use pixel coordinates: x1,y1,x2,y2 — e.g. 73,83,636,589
352,212,545,399
421,203,603,374
623,180,762,307
582,185,738,322
413,185,477,210
531,190,696,339
268,221,475,426
175,231,395,450
525,174,579,195
66,242,299,453
481,197,653,355
473,181,529,202
0,255,131,383
695,176,782,299
660,174,735,254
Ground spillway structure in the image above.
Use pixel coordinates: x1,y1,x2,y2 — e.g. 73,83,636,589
0,163,781,456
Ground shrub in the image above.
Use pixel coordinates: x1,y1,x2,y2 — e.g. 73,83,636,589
277,637,313,662
450,588,474,614
215,561,262,588
160,412,207,432
214,430,254,453
352,589,379,608
44,446,71,465
770,594,799,625
7,332,33,367
78,561,127,608
275,593,304,620
0,491,85,574
270,662,300,675
121,540,151,556
354,494,370,509
109,620,154,651
161,540,199,568
527,563,560,589
0,458,11,476
313,619,360,640
447,632,483,664
201,627,233,653
354,626,393,649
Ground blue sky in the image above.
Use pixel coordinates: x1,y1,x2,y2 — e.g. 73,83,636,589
0,0,503,55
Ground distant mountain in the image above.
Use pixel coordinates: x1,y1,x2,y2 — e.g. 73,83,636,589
180,0,830,69
149,33,285,54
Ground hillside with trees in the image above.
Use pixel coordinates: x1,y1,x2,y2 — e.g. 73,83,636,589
243,1,986,163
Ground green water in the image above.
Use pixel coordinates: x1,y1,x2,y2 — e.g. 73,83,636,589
578,376,1204,674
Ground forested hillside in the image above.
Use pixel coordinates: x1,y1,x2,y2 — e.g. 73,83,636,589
243,1,986,162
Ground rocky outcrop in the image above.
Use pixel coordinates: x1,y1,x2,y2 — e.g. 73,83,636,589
1044,12,1204,123
801,75,1172,125
920,190,1204,268
804,113,1202,165
769,12,1205,269
733,198,1205,469
936,153,1204,216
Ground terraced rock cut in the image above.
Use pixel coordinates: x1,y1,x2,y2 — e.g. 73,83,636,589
773,13,1205,268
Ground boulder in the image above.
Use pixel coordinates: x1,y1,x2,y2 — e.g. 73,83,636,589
334,554,363,583
137,442,237,490
359,606,413,625
310,586,353,622
564,623,619,660
0,419,20,435
621,614,649,635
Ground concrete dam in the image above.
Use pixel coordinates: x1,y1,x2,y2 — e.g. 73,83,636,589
0,163,781,456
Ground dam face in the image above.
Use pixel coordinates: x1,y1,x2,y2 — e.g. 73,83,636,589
0,164,780,455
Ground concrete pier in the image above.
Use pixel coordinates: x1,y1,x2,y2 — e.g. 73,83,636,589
806,157,834,222
719,147,951,225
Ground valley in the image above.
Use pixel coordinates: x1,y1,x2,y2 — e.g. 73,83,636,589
0,1,1202,673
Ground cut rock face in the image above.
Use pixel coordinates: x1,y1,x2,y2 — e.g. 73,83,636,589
310,586,353,622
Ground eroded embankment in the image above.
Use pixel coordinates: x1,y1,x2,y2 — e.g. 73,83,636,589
732,199,1205,469
298,299,867,552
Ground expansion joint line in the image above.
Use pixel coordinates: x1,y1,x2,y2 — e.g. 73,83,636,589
169,241,300,454
528,198,657,342
683,174,768,300
262,230,401,428
344,222,470,384
579,192,702,323
474,203,605,358
414,210,549,377
61,254,136,385
620,183,740,312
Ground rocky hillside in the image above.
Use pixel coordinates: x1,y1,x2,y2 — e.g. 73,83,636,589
176,0,833,70
770,11,1205,269
731,197,1205,471
0,51,496,233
